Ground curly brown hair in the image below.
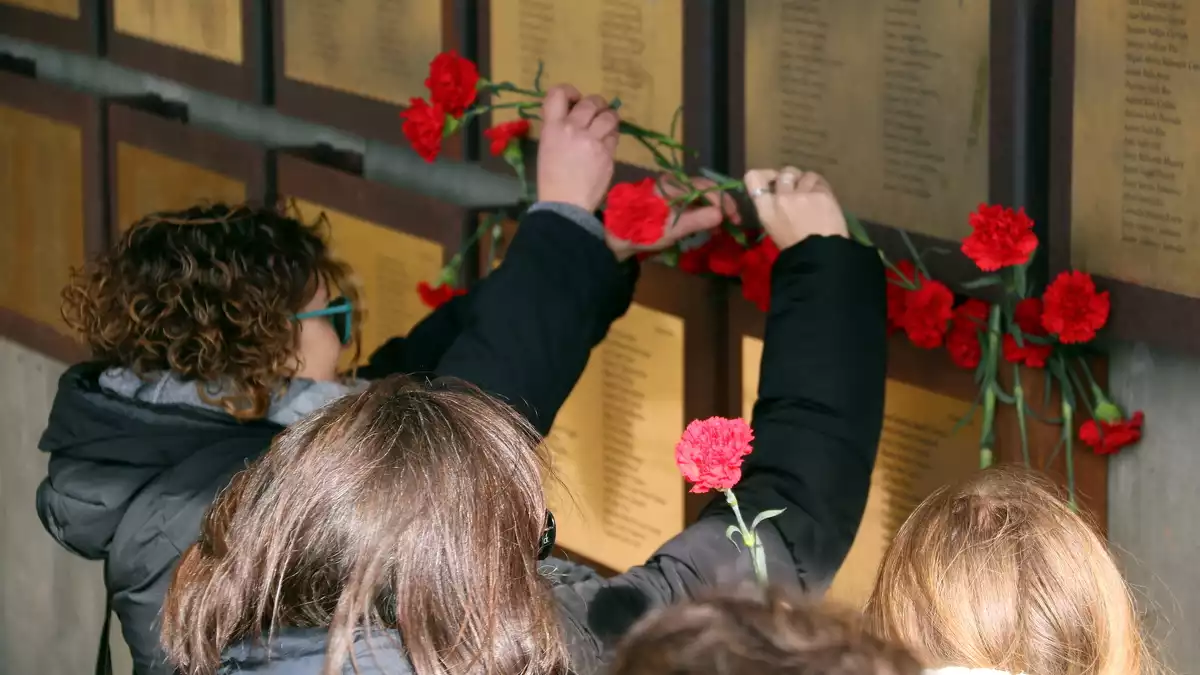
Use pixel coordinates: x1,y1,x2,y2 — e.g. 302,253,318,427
62,203,357,420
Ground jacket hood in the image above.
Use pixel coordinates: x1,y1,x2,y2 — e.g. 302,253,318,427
221,627,411,674
35,363,284,560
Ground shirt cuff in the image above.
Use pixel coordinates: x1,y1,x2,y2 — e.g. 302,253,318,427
526,202,606,241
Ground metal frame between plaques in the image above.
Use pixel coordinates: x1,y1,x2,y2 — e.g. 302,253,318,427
104,0,267,102
106,102,271,236
1047,0,1200,355
725,0,1052,288
0,70,105,363
727,290,1108,534
272,0,471,153
476,221,724,576
0,0,102,54
474,0,723,181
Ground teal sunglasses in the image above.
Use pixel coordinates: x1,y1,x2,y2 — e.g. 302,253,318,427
295,296,354,345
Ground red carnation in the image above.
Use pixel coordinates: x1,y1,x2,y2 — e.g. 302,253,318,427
900,278,954,349
1041,271,1110,344
679,231,744,277
416,281,466,309
604,179,670,246
739,238,780,312
425,50,479,117
946,299,989,369
675,417,755,493
401,98,447,163
1079,411,1144,455
886,260,919,333
1003,297,1054,368
961,204,1038,272
483,119,531,157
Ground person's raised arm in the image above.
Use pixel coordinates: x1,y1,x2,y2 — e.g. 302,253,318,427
434,85,731,435
553,169,886,671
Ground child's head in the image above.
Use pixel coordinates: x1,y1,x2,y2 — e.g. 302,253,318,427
161,375,567,675
62,203,357,418
865,467,1156,675
610,585,922,675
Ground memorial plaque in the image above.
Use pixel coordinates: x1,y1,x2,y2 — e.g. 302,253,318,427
112,0,242,63
114,143,246,231
274,0,459,146
741,0,990,242
288,198,445,361
487,0,685,170
1069,1,1200,301
0,103,85,333
546,303,687,572
108,104,268,236
4,0,77,18
106,0,261,101
0,0,99,53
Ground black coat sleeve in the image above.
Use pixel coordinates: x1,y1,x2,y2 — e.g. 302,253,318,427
553,235,887,672
356,293,473,380
433,209,639,435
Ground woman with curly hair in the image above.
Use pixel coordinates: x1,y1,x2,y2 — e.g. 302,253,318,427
35,85,731,675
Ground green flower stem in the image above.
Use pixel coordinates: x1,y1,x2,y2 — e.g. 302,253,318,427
979,306,1002,469
724,489,768,586
1062,396,1078,512
1013,364,1031,468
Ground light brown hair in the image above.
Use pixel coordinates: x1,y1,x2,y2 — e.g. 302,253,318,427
864,466,1160,675
610,585,922,675
161,375,568,675
62,203,359,420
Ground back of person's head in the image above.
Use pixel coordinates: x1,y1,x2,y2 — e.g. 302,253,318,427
610,585,922,675
160,375,567,675
864,466,1158,675
62,203,357,419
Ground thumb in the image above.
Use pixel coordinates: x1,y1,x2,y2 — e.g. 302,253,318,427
668,206,724,241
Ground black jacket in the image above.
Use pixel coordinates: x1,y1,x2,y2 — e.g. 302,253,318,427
217,234,888,674
35,210,638,675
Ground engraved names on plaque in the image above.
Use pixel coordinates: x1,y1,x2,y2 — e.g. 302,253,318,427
744,0,990,241
741,336,979,608
113,0,243,63
1071,0,1200,298
545,303,686,572
0,104,85,332
283,0,443,105
489,0,684,169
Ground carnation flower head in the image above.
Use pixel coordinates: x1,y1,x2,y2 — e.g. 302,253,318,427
675,417,755,493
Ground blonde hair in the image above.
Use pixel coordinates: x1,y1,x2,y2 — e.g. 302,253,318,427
863,467,1159,675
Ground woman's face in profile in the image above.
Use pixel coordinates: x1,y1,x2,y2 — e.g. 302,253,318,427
293,282,345,381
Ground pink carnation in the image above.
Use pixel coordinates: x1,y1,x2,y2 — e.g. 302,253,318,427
675,417,755,494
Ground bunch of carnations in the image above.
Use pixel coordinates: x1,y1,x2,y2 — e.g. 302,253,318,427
675,416,781,585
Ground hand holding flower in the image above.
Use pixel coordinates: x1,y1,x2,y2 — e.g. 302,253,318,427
536,85,620,213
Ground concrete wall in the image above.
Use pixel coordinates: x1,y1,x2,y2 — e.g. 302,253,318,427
0,338,132,674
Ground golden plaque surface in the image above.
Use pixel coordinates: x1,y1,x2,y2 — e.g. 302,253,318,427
1071,0,1200,298
742,337,980,609
546,302,686,572
489,0,684,169
115,143,246,232
283,0,443,105
113,0,242,63
3,0,79,19
289,199,444,362
744,0,990,241
0,104,84,332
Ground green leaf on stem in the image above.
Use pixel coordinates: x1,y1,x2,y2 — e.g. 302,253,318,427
991,381,1015,405
750,509,786,531
846,212,873,248
533,61,545,92
962,275,1004,290
700,168,742,189
898,229,931,279
725,525,742,550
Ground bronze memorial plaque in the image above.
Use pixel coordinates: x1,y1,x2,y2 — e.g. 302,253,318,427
2,0,78,18
112,0,243,63
0,103,85,333
283,0,443,105
489,0,684,170
743,0,990,241
743,335,980,609
114,143,246,232
1071,0,1200,299
287,199,446,363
